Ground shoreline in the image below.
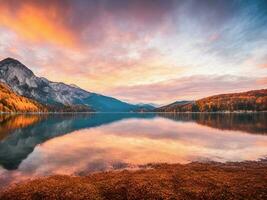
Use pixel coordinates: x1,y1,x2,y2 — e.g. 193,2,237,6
0,111,267,114
1,161,267,200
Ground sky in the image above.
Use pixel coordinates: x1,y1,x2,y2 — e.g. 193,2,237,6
0,0,267,104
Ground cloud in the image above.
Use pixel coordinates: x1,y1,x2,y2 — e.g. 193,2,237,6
0,0,177,48
107,75,267,104
257,77,267,85
0,3,75,47
0,0,267,104
259,63,267,68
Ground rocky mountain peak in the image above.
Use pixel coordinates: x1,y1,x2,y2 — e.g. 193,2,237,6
0,57,21,65
0,57,35,78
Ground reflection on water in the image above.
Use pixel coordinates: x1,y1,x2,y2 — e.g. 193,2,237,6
0,113,267,187
160,113,267,134
0,115,42,140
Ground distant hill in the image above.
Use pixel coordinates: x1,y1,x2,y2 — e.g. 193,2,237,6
0,83,47,113
156,101,193,112
0,58,144,112
134,103,156,112
156,89,267,112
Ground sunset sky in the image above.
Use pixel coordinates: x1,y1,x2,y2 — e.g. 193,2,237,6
0,0,267,104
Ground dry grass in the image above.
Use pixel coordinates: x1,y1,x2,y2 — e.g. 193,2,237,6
1,161,267,200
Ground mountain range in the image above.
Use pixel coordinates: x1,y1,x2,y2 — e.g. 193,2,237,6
0,58,154,112
0,57,266,113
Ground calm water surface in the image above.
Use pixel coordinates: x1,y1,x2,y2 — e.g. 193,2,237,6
0,113,267,187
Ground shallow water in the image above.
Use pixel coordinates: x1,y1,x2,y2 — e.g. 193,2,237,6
0,113,267,187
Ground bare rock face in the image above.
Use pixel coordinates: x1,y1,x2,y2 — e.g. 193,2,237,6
0,58,145,112
0,58,37,92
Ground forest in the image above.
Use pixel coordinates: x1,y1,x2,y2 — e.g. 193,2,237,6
156,89,267,112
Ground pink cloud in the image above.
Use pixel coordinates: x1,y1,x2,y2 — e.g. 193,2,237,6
107,75,267,104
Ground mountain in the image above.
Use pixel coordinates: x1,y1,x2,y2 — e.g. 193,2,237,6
156,89,267,112
0,58,141,112
0,82,47,113
156,101,193,112
134,103,155,112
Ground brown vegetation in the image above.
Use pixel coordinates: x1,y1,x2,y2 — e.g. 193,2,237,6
0,83,47,113
1,161,267,200
156,89,267,112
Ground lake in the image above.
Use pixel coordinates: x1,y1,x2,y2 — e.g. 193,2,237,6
0,113,267,188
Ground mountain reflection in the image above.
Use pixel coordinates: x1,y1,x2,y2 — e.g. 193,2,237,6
0,113,266,171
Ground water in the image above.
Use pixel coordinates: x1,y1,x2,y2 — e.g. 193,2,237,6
0,113,267,187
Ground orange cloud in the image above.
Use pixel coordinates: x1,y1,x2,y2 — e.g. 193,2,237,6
257,77,267,85
0,4,75,47
25,45,184,95
259,63,267,68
